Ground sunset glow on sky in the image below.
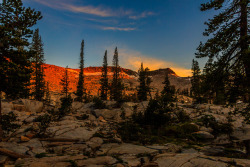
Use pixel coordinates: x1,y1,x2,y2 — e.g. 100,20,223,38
15,0,217,77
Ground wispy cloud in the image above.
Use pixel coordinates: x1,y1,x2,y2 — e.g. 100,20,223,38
34,0,116,17
129,11,155,20
33,0,136,18
114,48,191,77
102,27,136,31
33,0,154,20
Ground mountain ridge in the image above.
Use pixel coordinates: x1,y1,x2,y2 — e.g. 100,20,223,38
42,64,190,95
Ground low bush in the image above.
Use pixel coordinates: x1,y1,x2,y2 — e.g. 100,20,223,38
175,110,191,123
2,112,20,136
76,114,89,120
93,97,106,109
34,114,51,137
35,153,48,158
117,99,197,144
58,95,73,119
198,115,233,136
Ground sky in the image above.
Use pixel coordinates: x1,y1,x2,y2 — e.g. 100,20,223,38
9,0,217,76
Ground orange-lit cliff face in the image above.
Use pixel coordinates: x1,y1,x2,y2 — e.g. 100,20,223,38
42,64,190,96
43,64,136,95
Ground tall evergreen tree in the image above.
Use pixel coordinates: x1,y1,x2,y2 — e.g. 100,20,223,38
201,59,228,104
45,82,51,104
145,67,152,98
0,0,42,140
60,66,70,98
75,40,85,102
138,63,147,101
110,47,123,101
59,66,72,118
200,59,215,103
191,59,202,103
0,0,42,99
137,63,152,101
196,0,249,101
161,73,175,108
100,50,109,100
31,29,45,101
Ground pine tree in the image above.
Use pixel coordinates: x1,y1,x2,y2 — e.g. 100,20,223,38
60,66,70,98
0,0,42,140
200,59,228,104
45,82,51,104
161,73,175,108
100,50,109,100
75,40,85,102
0,0,42,100
191,59,202,103
31,29,45,101
145,67,152,98
196,0,249,102
137,63,152,101
59,66,72,118
110,47,123,101
137,63,147,101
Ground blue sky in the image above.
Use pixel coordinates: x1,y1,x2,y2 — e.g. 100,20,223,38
18,0,215,76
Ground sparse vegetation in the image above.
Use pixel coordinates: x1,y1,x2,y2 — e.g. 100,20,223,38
198,115,233,136
76,114,89,120
2,112,20,136
34,114,51,137
93,97,106,109
35,153,48,158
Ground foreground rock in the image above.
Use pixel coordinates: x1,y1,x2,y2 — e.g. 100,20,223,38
0,100,249,167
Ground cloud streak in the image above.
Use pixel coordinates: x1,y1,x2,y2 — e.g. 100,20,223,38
116,48,192,77
102,26,136,31
34,0,116,17
129,11,155,20
33,0,154,20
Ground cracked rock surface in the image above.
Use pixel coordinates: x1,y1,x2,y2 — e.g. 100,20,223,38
0,100,250,167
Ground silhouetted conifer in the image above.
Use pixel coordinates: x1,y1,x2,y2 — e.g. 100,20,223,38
110,47,123,101
59,66,72,118
75,40,85,102
61,66,70,98
45,82,51,104
137,63,152,101
100,50,109,100
196,0,249,102
0,0,42,140
161,73,176,108
191,59,202,103
31,29,45,101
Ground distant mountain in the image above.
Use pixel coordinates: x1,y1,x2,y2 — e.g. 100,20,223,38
148,68,191,94
42,64,191,95
148,68,178,77
43,64,136,94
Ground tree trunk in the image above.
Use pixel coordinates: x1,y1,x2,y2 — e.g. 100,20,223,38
240,0,249,101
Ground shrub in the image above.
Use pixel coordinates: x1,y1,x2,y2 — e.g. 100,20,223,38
34,114,51,137
2,112,20,136
67,160,78,167
58,95,73,119
120,108,126,120
93,97,106,109
35,153,48,158
175,110,191,123
199,115,233,136
76,114,89,120
164,123,199,138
